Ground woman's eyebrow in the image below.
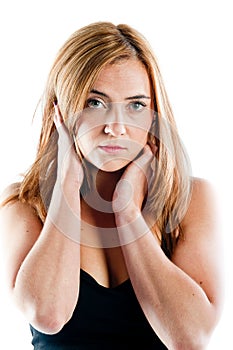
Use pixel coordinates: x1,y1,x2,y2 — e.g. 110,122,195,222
90,89,109,98
90,89,151,100
125,95,151,100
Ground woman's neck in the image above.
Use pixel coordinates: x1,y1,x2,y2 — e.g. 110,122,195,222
82,162,125,209
94,167,124,202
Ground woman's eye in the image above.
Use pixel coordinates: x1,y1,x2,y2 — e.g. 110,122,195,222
129,101,146,112
86,98,105,109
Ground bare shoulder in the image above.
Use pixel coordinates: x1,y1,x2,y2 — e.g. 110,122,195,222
0,182,39,224
181,176,220,231
0,182,20,202
0,181,42,236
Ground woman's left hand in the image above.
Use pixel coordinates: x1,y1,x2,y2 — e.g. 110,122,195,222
112,144,156,218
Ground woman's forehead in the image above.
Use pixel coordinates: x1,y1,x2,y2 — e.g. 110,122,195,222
91,59,151,100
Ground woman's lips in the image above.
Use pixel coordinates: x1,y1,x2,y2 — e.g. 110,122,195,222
99,145,127,154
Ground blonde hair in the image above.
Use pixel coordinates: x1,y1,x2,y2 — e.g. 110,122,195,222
2,22,192,258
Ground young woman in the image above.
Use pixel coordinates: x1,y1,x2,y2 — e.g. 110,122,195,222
0,22,223,349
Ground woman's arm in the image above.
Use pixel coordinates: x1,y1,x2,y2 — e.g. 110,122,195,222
0,107,83,335
114,150,224,349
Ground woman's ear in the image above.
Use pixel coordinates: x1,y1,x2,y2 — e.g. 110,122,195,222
147,117,158,155
147,132,156,145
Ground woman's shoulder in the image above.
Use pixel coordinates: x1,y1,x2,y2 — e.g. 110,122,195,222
181,176,219,230
0,182,20,200
190,176,216,193
189,176,218,208
0,182,41,226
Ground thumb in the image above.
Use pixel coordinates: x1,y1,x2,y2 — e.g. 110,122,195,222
112,179,133,213
53,102,63,129
134,145,153,170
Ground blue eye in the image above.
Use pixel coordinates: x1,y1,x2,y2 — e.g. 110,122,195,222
86,98,105,109
129,101,146,112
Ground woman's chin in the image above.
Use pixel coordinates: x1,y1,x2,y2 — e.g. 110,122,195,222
84,158,131,173
97,160,131,172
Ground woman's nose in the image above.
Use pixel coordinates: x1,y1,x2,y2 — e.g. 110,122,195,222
104,123,126,136
104,104,126,136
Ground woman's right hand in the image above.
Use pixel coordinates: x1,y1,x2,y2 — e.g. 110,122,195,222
53,102,84,191
47,103,84,240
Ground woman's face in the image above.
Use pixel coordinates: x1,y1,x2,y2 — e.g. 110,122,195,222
76,58,153,172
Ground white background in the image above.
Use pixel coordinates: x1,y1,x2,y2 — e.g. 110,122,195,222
0,0,232,348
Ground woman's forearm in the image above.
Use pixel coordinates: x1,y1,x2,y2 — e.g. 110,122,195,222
13,184,81,334
116,213,218,349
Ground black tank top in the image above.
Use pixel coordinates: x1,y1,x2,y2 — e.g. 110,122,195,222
30,269,168,349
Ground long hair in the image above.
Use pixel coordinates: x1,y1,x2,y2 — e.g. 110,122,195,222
2,22,192,258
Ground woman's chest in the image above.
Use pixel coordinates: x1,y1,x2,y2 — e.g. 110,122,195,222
80,242,129,288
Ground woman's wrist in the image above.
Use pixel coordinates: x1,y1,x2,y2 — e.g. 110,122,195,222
114,205,141,226
115,211,150,246
51,180,81,218
47,181,81,242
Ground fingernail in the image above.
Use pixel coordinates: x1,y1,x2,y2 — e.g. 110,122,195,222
53,100,59,117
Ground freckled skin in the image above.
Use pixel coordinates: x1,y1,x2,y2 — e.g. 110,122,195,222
77,59,153,172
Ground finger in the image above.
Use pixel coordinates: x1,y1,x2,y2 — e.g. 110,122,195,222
133,146,155,187
72,132,81,155
135,145,153,169
113,178,134,213
53,102,71,143
53,101,63,128
53,102,73,155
